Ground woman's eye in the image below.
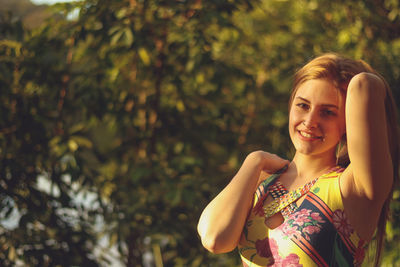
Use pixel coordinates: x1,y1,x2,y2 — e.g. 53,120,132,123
296,103,309,110
322,109,337,116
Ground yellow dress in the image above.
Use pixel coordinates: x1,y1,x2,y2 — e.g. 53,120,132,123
238,166,367,267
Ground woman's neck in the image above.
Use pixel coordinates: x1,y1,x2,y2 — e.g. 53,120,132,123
290,152,337,181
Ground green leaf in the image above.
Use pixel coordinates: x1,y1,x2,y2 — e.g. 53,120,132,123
138,47,151,65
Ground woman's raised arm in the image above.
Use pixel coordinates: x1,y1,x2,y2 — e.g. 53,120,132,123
345,72,393,202
197,151,289,253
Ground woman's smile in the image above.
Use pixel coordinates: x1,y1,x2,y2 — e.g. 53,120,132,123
297,130,323,140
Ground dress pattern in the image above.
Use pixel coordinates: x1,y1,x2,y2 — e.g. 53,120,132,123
238,167,367,267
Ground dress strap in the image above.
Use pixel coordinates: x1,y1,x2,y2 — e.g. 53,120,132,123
253,165,288,215
264,177,318,218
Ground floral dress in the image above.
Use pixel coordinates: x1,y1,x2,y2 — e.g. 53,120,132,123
238,166,367,267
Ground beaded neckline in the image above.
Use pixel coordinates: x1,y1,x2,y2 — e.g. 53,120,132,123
254,165,344,219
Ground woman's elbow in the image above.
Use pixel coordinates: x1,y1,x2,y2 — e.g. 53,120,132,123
199,234,219,253
348,72,386,99
200,235,237,254
197,224,236,254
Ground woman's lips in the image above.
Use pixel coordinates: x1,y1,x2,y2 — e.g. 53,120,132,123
298,130,323,140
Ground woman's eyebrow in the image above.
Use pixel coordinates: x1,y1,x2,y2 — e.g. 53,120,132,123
295,96,339,109
295,96,310,103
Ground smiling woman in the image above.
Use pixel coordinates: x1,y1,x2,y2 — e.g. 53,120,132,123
197,53,400,267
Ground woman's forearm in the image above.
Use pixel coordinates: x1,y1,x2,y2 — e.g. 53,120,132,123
197,151,289,253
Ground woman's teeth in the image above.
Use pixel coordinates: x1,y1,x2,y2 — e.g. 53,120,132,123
300,131,318,138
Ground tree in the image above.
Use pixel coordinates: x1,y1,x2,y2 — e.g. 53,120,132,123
0,8,99,266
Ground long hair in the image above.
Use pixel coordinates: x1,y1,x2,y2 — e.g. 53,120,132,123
289,53,400,266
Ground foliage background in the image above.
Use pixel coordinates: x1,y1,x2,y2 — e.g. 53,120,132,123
0,0,399,266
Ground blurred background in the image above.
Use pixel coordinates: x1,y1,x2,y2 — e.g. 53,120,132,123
0,0,399,266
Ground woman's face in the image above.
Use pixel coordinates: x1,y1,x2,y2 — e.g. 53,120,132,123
289,79,346,159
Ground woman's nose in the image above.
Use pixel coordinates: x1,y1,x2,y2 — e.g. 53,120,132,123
302,111,319,128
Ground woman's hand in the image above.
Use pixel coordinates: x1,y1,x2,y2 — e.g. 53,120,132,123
247,150,290,174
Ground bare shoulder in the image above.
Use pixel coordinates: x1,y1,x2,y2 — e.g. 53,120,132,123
340,163,390,214
339,164,384,240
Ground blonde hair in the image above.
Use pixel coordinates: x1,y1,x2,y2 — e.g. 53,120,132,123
290,53,400,266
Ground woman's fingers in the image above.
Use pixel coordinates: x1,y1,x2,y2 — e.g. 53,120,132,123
264,153,290,172
248,151,290,173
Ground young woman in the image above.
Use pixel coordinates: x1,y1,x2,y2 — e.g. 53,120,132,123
197,53,399,266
